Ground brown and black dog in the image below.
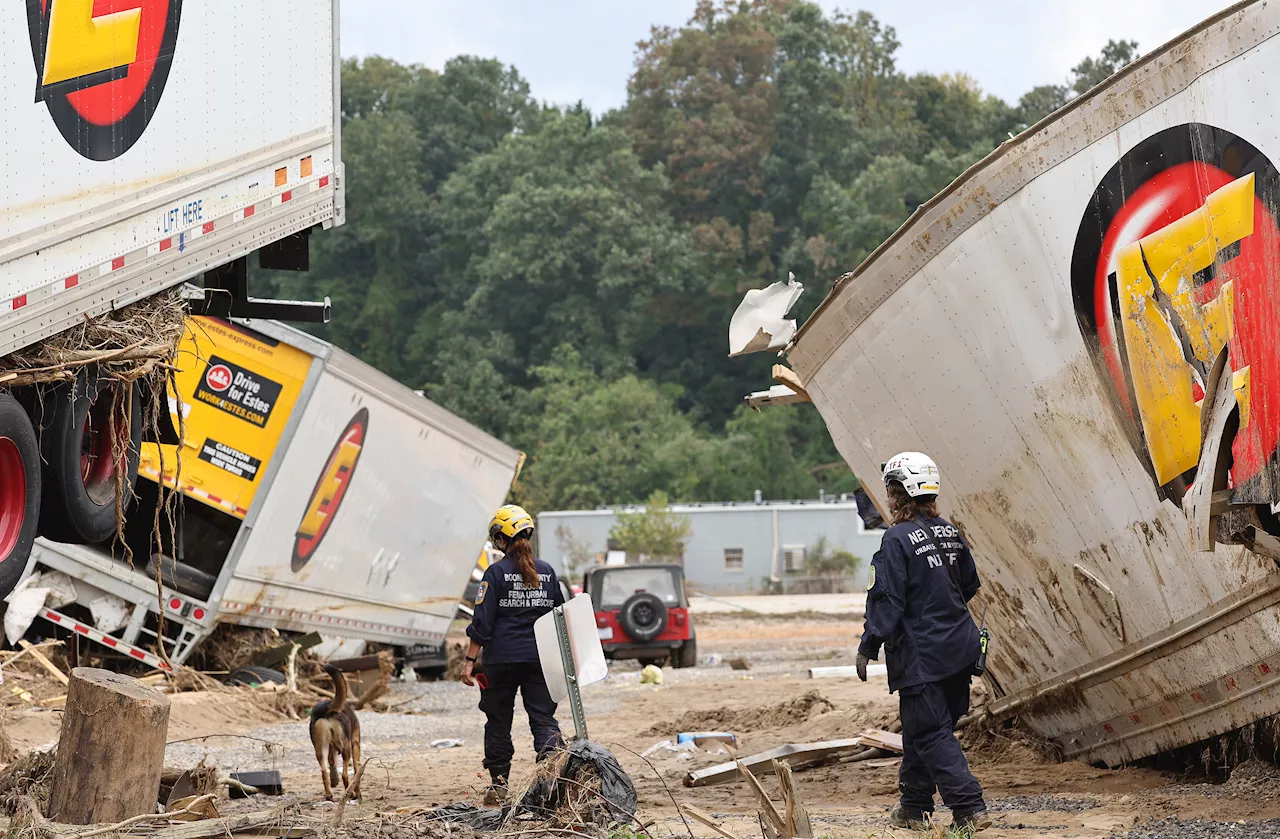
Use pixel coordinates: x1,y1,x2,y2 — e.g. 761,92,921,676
309,664,362,801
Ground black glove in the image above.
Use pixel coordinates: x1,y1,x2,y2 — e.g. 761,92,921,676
855,653,870,682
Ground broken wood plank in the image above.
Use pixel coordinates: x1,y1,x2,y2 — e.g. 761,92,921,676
774,760,811,839
20,640,69,686
736,760,786,839
807,664,886,679
682,804,744,839
858,728,903,754
146,809,303,839
683,738,864,787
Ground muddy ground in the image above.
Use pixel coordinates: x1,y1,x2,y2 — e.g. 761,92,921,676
10,610,1280,838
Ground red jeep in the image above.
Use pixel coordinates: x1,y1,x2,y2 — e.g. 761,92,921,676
585,564,696,668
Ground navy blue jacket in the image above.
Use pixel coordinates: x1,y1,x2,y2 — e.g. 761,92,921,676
858,516,981,693
466,555,565,664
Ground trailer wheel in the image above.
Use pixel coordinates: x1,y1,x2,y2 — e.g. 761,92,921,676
0,394,42,599
38,370,142,544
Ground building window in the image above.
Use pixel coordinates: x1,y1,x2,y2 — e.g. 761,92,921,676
783,545,807,574
724,548,744,572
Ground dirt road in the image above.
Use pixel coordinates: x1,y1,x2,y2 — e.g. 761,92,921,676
8,611,1280,837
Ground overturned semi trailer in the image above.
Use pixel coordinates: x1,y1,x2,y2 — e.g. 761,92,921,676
776,0,1280,766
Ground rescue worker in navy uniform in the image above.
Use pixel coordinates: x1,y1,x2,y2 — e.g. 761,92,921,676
856,452,990,834
462,504,566,804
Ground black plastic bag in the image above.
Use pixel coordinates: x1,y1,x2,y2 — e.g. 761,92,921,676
426,802,505,831
516,740,637,825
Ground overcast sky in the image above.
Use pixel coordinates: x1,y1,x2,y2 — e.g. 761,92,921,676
341,1,1231,112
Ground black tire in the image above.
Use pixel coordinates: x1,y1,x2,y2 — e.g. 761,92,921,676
145,554,217,600
675,638,697,669
0,395,42,599
228,666,286,687
619,592,668,642
36,369,142,544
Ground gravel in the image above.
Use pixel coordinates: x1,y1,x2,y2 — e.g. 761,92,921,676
1111,819,1280,838
990,794,1100,813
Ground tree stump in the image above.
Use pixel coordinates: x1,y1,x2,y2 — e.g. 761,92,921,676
48,667,171,824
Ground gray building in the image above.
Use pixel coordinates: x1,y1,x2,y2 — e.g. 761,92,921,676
538,495,885,595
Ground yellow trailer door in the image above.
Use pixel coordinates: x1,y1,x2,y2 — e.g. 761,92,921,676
140,317,314,518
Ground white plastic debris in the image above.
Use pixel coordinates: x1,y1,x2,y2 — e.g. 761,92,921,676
4,576,50,646
728,272,804,357
88,594,131,633
431,738,465,749
641,740,698,760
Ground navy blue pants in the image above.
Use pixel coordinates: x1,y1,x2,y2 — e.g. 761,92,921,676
898,671,985,816
479,661,563,778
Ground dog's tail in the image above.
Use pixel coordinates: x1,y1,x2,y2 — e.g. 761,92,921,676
323,664,348,713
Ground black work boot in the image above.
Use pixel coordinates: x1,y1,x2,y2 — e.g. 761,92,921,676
889,804,930,829
951,807,992,834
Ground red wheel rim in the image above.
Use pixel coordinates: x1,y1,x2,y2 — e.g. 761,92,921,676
80,394,123,505
0,437,26,559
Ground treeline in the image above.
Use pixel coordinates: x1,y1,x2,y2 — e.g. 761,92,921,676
261,1,1137,511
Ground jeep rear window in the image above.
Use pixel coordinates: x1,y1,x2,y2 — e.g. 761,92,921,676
596,568,680,609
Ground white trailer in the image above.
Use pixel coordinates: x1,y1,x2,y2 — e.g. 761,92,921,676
24,314,523,671
770,0,1280,765
0,0,344,596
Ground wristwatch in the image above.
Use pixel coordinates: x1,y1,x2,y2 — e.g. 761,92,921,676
465,656,477,663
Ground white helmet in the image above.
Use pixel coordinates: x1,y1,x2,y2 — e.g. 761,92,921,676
882,452,940,498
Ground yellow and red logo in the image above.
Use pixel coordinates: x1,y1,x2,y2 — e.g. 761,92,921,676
26,0,183,161
1072,124,1280,503
291,408,368,572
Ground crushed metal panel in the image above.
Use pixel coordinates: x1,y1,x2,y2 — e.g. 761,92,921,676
789,0,1280,764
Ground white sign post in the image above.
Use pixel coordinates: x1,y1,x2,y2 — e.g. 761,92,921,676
534,594,607,740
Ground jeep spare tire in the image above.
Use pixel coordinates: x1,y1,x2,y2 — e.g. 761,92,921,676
619,592,667,642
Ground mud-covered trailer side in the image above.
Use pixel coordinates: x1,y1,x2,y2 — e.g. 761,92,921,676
788,0,1280,765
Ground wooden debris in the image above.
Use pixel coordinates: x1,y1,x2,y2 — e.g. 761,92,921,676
157,795,219,822
62,794,216,839
681,804,744,839
858,728,904,754
736,761,785,839
19,641,68,686
48,668,171,824
774,760,811,839
146,808,302,839
684,738,864,787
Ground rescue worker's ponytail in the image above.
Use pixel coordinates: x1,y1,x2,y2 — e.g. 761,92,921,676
507,534,540,589
887,481,938,525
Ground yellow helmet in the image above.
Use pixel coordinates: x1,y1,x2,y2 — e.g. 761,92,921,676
489,504,534,540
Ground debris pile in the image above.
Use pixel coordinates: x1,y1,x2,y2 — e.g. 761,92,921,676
410,740,638,837
0,291,186,389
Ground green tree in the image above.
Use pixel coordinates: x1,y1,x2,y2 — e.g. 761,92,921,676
805,536,862,577
512,347,709,511
1070,39,1140,95
1017,83,1069,127
608,491,693,561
